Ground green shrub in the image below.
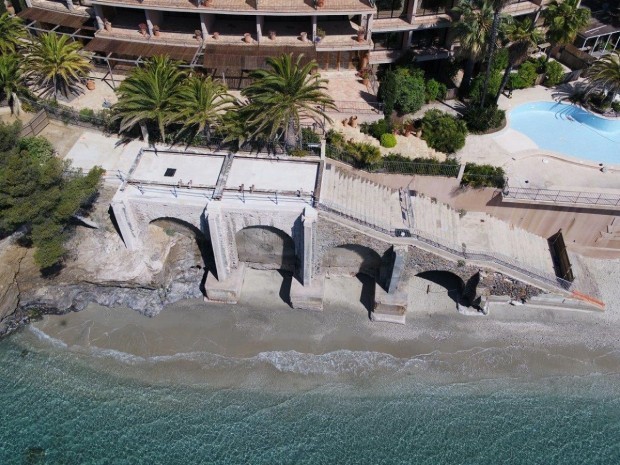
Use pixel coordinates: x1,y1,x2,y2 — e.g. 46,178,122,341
510,60,538,89
379,67,426,115
463,105,506,133
612,101,620,113
78,107,96,122
360,118,391,140
461,163,506,188
301,127,321,144
18,137,54,161
544,60,565,87
325,130,381,168
380,133,397,148
425,79,447,103
382,153,460,176
420,109,468,154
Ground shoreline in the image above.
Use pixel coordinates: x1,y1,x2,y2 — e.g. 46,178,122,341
19,263,620,392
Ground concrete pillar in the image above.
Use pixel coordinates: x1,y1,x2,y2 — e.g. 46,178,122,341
365,14,373,40
387,245,407,294
320,139,326,159
256,15,264,42
206,203,231,282
94,5,105,31
201,13,214,37
408,0,419,24
65,0,74,11
145,10,163,36
311,15,317,41
301,207,318,286
111,200,141,251
25,0,33,7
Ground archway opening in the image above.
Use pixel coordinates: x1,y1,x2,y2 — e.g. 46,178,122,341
323,244,385,319
149,217,216,282
235,226,297,272
415,270,465,305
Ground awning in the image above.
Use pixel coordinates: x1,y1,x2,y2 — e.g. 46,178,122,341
84,37,201,62
18,7,92,29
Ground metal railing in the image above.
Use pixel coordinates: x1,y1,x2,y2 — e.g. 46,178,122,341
503,186,620,208
331,100,384,114
317,199,574,293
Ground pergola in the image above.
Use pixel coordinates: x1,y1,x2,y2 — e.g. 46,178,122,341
577,18,620,57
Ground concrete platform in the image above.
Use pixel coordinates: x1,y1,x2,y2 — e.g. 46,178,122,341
290,274,326,312
204,264,246,304
373,284,407,325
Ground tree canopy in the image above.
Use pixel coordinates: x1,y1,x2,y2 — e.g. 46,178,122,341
0,122,103,270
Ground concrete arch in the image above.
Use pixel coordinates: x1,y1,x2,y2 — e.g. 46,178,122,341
235,225,297,271
322,244,383,279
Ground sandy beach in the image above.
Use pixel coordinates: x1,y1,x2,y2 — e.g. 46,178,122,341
29,255,620,391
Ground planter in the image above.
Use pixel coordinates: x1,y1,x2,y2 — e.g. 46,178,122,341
268,30,276,40
152,26,160,37
213,32,220,39
6,4,15,15
194,29,202,40
104,21,112,32
138,23,148,36
317,0,325,7
357,30,365,43
362,78,370,87
300,31,308,42
86,79,96,91
243,32,252,43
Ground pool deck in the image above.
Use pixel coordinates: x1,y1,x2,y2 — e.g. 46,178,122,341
455,85,620,192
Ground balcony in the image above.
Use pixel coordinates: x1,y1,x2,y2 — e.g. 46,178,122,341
19,0,94,30
89,0,374,15
315,19,372,50
411,44,452,61
261,19,316,47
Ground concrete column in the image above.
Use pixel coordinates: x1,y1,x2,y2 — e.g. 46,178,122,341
201,13,214,37
320,139,326,159
365,14,373,40
94,5,105,31
65,0,74,11
387,246,407,294
111,200,141,251
256,15,264,42
145,10,163,36
311,15,317,41
206,203,231,282
301,207,318,286
408,0,419,24
25,0,33,7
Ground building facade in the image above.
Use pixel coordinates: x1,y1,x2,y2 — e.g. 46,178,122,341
18,0,549,84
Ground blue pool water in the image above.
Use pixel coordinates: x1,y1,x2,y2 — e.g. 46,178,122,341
1,330,620,464
509,101,620,164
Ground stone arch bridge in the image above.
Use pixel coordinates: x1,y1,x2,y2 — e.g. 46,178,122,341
111,149,582,323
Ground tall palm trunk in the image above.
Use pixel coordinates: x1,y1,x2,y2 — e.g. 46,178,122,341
480,12,502,108
284,117,297,149
460,59,476,96
495,64,513,104
139,122,150,145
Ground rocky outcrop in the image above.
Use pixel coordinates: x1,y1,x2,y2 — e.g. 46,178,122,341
0,220,207,338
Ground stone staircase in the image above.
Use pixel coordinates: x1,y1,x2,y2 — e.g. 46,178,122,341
319,165,407,232
411,194,556,277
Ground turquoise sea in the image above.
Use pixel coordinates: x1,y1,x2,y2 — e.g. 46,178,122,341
1,329,620,465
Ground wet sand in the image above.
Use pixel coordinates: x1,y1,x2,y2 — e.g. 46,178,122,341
29,261,620,390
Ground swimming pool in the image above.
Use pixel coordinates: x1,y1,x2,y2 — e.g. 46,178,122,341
509,101,620,165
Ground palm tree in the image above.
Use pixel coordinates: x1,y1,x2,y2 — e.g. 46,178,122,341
0,54,26,116
584,52,620,104
169,75,236,143
0,13,26,55
544,0,590,54
25,33,92,101
480,0,510,107
113,55,186,143
495,18,543,103
451,0,494,95
240,54,336,148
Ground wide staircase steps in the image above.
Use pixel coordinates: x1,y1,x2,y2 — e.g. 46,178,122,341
320,164,407,231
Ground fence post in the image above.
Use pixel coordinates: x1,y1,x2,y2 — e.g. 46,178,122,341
456,164,466,183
